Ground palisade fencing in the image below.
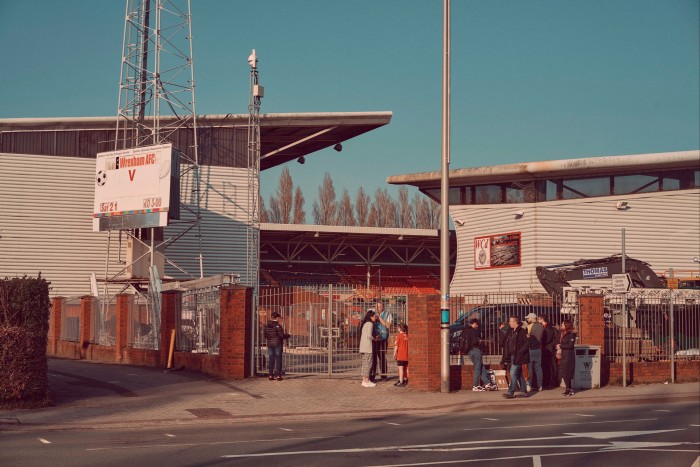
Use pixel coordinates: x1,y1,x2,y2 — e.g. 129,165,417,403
448,291,567,364
127,294,159,350
91,296,117,346
176,286,221,354
60,297,81,342
257,285,407,378
604,289,700,362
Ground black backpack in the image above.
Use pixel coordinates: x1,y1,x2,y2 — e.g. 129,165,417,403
459,326,476,353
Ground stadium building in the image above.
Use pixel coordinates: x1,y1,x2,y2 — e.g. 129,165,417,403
388,150,700,293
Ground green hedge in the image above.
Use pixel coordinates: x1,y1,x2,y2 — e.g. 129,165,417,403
0,275,52,407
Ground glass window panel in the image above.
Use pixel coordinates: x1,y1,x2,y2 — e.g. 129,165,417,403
475,185,502,204
695,170,700,188
505,185,524,203
546,180,558,201
614,174,659,194
449,187,462,205
562,177,610,199
662,174,680,191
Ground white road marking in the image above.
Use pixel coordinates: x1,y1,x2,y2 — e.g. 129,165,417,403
463,418,658,431
385,422,401,426
653,409,671,412
279,428,293,432
221,429,685,459
532,455,542,467
86,436,342,451
165,434,175,438
572,414,595,417
482,418,499,421
690,424,700,427
38,438,51,444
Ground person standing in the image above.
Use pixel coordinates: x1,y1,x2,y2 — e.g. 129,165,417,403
263,312,288,381
359,310,378,388
538,315,556,389
393,323,409,387
500,315,530,399
370,302,392,382
557,319,577,396
460,318,498,391
525,313,544,392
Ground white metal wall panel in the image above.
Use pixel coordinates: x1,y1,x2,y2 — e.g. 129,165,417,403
0,153,121,297
450,189,700,293
1,153,253,296
163,165,252,283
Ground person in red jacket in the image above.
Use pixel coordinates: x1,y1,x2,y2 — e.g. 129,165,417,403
393,323,409,387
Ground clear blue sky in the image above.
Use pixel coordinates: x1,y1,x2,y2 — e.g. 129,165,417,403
1,1,698,207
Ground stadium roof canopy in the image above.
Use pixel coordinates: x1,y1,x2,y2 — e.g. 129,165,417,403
260,223,455,268
387,150,700,193
0,111,392,170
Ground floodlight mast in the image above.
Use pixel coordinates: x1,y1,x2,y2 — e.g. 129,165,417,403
105,0,203,301
247,49,263,377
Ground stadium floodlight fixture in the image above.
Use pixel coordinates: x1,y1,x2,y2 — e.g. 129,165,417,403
248,49,258,68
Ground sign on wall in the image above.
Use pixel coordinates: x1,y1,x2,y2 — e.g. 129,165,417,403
474,232,522,270
93,143,178,231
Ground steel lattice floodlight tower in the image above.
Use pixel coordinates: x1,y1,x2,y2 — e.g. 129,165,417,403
110,0,203,280
247,50,263,376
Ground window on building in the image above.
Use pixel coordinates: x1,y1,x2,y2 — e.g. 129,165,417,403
614,174,659,195
475,184,502,204
562,177,610,199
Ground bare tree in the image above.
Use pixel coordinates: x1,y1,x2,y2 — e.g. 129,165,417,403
372,187,398,228
268,196,281,223
259,195,269,223
268,166,293,223
337,189,356,226
397,186,414,228
312,172,337,225
355,187,370,227
414,193,441,229
367,204,379,227
292,186,306,224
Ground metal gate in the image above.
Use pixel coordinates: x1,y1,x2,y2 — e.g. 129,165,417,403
256,285,407,378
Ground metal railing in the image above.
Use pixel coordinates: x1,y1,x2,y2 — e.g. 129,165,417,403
90,296,117,346
604,289,700,362
60,297,80,342
257,285,408,377
127,294,159,350
177,286,221,354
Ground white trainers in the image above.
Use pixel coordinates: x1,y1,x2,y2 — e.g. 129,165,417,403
484,383,499,391
472,386,486,392
362,381,377,388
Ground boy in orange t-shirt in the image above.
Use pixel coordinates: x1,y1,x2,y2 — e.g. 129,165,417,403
393,323,409,387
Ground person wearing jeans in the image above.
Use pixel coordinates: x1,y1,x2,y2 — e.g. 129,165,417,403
264,311,288,381
462,318,497,391
525,312,544,392
500,315,530,399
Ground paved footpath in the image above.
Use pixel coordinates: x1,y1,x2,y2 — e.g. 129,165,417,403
1,358,698,431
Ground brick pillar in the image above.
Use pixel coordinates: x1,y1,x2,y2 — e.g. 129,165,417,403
160,290,181,367
578,295,605,348
407,294,441,391
49,297,63,356
219,286,252,379
115,294,129,363
79,296,93,358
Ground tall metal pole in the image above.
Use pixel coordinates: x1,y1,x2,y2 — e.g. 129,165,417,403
622,229,627,388
439,0,451,393
669,268,675,383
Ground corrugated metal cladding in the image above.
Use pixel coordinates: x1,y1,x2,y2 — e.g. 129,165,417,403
0,153,253,297
449,189,700,294
0,127,248,168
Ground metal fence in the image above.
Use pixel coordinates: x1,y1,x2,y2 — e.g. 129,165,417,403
604,289,700,362
176,286,221,354
257,285,408,378
91,296,117,346
448,291,567,364
127,294,159,350
60,297,81,342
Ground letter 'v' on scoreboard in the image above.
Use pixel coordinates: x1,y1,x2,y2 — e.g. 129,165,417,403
93,143,180,231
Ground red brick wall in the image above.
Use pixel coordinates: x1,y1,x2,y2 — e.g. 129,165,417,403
578,295,604,347
219,286,252,379
49,297,63,355
608,360,700,385
406,294,442,391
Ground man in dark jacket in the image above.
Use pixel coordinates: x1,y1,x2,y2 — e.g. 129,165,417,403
500,315,530,399
264,312,288,381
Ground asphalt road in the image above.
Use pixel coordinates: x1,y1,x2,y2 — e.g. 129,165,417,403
2,401,698,466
